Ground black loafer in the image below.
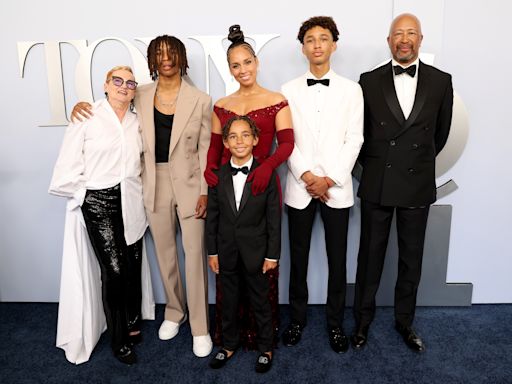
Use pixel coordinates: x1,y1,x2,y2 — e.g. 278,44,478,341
209,349,234,369
351,325,369,350
255,352,272,373
282,322,303,346
395,322,426,352
329,327,349,354
114,345,137,365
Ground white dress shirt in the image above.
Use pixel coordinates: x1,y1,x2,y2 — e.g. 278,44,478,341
49,98,147,245
230,156,253,210
392,58,419,119
306,70,331,138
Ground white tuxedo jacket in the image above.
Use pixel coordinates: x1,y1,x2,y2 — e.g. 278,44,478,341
282,70,364,209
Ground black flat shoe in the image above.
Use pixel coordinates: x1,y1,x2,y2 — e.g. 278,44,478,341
351,325,369,350
328,327,349,354
255,352,272,373
114,345,137,365
395,322,425,352
128,332,142,346
282,322,303,346
209,349,234,369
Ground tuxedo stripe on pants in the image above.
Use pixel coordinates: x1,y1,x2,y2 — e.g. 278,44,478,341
354,200,429,327
287,200,349,328
146,164,208,336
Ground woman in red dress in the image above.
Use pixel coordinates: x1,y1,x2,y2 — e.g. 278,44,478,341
204,25,294,349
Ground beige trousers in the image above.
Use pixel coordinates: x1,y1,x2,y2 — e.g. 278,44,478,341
146,164,209,336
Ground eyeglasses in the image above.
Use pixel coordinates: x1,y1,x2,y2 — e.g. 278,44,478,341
109,76,138,90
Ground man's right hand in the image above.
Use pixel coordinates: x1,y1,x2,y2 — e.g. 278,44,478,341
71,102,93,122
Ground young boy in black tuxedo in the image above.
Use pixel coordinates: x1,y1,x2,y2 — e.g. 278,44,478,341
206,115,281,373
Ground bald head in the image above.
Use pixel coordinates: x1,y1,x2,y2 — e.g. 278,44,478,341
387,13,423,65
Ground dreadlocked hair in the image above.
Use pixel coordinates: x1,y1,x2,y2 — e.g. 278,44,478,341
226,25,256,62
147,35,189,81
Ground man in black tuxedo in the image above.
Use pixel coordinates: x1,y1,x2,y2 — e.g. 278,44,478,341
352,13,453,352
206,116,280,373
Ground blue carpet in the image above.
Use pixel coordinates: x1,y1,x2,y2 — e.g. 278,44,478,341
1,303,511,383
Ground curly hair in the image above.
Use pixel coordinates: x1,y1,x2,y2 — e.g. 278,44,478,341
147,35,189,81
226,24,257,63
222,115,260,140
297,16,339,43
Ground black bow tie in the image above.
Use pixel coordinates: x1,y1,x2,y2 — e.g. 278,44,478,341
307,78,330,87
231,166,249,176
393,65,417,77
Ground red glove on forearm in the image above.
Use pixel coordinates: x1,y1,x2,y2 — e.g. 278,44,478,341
204,132,223,187
248,128,294,195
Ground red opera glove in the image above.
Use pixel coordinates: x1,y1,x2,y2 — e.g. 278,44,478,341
204,132,223,187
248,128,294,195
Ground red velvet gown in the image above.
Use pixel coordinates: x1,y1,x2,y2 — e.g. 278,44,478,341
213,100,288,349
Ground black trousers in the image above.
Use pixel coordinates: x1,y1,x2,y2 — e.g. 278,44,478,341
353,200,430,328
220,253,272,353
287,200,350,329
81,184,142,351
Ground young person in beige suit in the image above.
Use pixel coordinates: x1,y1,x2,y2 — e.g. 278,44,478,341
72,35,212,357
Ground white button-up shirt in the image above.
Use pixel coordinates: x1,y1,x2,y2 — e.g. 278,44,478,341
49,99,147,245
230,156,253,210
392,58,419,120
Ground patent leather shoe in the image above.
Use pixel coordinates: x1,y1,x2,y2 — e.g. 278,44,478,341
328,327,349,354
350,325,369,349
114,345,137,365
281,322,303,346
395,322,426,352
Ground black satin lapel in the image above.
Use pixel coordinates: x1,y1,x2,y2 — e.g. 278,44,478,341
382,64,406,126
393,62,430,138
222,169,237,215
238,183,251,214
405,64,429,128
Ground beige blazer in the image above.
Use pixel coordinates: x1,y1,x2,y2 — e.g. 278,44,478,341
134,79,211,217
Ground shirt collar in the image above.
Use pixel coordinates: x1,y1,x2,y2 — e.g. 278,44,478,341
230,156,253,171
306,69,334,80
392,58,420,77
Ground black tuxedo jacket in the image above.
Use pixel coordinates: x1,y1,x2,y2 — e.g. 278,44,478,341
206,160,281,275
357,61,453,207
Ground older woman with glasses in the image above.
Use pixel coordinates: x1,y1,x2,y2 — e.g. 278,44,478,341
50,65,147,365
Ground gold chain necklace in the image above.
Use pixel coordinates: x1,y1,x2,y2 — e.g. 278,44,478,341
156,90,177,107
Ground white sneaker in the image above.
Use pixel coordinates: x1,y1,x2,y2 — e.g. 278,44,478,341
158,320,180,340
193,334,213,357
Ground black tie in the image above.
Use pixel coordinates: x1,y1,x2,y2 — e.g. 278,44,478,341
307,78,330,87
231,166,249,176
393,65,416,77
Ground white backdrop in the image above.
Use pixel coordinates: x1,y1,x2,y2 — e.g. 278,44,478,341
1,0,510,304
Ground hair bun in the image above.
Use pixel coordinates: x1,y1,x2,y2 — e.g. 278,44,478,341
228,25,244,44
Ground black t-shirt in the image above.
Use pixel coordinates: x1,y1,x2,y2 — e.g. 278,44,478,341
154,107,174,163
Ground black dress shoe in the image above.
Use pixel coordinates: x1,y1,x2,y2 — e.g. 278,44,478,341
395,323,426,352
351,325,369,350
128,332,142,346
209,349,235,369
282,322,303,346
328,327,349,354
114,345,137,365
255,352,273,373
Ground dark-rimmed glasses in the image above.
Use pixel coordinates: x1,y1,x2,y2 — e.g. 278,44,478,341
109,76,138,90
